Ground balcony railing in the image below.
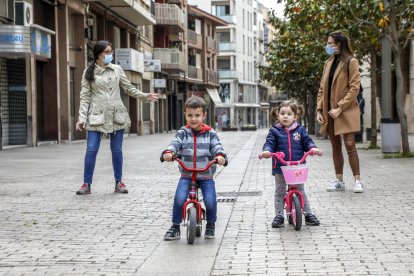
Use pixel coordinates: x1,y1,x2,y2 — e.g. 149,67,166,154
217,14,236,24
92,0,155,25
188,65,203,80
155,4,184,31
187,30,202,49
219,70,237,79
206,36,219,52
219,42,236,52
205,69,219,86
153,48,186,71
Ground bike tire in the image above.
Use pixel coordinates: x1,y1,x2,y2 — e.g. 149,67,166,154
186,207,197,244
291,195,302,231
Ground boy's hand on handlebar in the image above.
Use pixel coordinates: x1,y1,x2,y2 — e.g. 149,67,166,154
163,153,174,162
311,148,323,156
261,151,271,158
215,156,226,166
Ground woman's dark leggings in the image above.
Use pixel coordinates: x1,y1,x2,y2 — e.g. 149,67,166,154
327,117,360,176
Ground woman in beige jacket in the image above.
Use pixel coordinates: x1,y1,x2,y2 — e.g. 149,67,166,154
316,31,364,193
75,40,159,195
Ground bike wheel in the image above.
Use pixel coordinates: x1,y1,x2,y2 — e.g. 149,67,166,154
186,207,197,244
290,195,302,231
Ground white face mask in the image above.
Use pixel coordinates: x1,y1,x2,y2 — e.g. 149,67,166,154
103,53,113,64
325,45,336,56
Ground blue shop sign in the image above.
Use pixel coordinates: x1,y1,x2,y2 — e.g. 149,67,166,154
31,29,51,58
0,34,24,43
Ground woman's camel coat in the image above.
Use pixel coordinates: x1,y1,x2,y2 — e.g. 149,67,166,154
317,56,361,136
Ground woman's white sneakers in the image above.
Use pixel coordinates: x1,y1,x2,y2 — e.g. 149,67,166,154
327,179,365,193
354,180,365,193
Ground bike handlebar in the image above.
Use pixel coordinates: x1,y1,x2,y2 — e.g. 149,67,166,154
161,154,218,172
174,158,218,173
259,150,322,165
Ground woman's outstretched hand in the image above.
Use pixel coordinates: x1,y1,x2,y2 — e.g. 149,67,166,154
147,92,160,102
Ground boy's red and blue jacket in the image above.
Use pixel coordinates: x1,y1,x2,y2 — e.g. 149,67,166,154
162,124,228,180
262,122,316,175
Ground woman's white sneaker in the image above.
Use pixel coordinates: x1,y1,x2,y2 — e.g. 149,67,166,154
354,180,365,193
327,180,345,192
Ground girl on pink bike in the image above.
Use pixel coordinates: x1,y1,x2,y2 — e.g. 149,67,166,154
261,101,322,228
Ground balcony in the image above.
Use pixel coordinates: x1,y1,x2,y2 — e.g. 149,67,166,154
155,4,185,31
153,48,186,71
217,14,236,24
219,42,236,52
219,70,237,79
90,0,156,26
205,69,219,86
206,36,219,52
187,30,202,49
188,65,203,80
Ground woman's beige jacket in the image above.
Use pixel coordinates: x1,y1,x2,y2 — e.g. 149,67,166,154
317,56,361,136
78,63,149,133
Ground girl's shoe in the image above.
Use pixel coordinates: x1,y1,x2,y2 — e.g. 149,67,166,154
272,215,284,228
76,183,91,195
305,213,320,226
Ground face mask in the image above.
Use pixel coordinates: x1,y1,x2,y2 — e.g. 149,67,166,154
103,53,113,64
325,45,336,56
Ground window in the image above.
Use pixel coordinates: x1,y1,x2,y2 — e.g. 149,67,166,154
214,5,230,16
0,0,14,20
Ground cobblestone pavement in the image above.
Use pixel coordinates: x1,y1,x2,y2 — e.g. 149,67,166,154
1,130,414,275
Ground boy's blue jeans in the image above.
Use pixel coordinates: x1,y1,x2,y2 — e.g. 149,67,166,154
172,177,217,225
84,130,124,184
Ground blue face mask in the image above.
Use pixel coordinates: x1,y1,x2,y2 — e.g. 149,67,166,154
103,53,113,64
325,44,336,56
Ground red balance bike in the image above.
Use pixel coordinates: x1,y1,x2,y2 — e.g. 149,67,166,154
162,155,218,244
259,150,321,231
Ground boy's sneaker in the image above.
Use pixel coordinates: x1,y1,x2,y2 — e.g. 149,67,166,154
205,223,215,239
327,180,345,192
114,181,128,193
272,215,284,228
354,180,365,193
305,213,320,226
164,226,180,241
76,183,91,195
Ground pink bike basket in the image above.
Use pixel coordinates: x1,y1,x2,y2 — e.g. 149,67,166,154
281,165,308,184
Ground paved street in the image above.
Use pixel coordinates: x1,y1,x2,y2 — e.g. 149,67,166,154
1,130,414,275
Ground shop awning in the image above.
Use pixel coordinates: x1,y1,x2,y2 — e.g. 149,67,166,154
206,88,223,107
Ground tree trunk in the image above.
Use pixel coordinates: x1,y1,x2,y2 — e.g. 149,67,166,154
369,47,377,147
308,91,316,134
393,52,410,153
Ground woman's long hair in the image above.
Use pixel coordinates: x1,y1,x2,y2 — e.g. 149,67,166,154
85,40,112,81
329,30,354,65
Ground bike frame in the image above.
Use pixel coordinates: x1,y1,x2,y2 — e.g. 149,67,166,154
174,158,218,224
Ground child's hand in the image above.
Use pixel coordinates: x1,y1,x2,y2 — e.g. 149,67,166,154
163,153,174,162
311,148,323,156
215,156,226,165
261,151,271,158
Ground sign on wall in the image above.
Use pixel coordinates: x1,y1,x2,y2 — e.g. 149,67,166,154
144,60,161,72
115,48,144,73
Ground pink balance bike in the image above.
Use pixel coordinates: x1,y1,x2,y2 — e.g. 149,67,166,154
259,150,321,231
162,155,218,244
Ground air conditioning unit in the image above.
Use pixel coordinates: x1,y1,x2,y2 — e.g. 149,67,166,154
15,1,33,26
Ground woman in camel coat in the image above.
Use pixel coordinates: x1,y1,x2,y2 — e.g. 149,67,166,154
316,30,365,193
